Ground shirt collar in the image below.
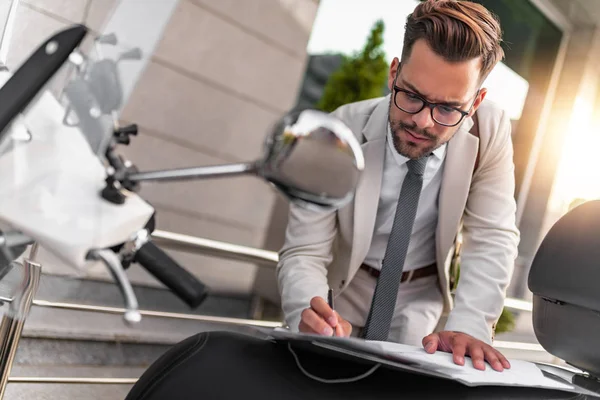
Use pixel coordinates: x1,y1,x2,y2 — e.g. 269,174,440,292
386,123,446,166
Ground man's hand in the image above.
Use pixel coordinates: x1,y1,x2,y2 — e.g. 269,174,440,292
299,296,352,337
422,331,511,372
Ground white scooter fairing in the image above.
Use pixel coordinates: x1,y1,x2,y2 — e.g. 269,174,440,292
0,69,154,271
0,23,364,311
0,18,371,400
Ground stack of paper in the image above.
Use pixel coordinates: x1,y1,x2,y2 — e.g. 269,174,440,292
257,327,575,392
362,340,571,389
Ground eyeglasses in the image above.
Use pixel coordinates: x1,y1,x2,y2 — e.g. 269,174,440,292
392,71,479,127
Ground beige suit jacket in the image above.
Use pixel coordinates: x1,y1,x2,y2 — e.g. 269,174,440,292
276,95,520,344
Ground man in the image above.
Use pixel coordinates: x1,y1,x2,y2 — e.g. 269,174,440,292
277,0,520,372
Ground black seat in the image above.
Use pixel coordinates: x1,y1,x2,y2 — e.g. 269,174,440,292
529,199,600,377
124,330,585,399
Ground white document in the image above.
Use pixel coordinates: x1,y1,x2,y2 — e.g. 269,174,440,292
257,328,574,392
363,340,572,389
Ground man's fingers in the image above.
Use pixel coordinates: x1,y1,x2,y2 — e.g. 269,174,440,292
430,332,512,372
484,348,509,371
299,320,327,335
334,324,343,337
340,322,352,337
333,312,352,337
468,345,486,371
422,333,439,353
497,351,511,369
451,336,467,366
301,308,333,336
299,320,317,334
310,297,338,327
300,298,352,338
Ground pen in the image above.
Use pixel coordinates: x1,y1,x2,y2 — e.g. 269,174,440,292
327,288,336,336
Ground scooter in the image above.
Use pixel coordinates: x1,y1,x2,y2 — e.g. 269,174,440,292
0,24,598,400
0,24,363,398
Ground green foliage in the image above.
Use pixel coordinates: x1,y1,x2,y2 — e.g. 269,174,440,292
496,306,516,333
316,19,389,113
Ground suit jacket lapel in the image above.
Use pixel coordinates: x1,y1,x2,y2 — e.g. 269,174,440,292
348,97,389,276
344,97,479,280
436,117,478,269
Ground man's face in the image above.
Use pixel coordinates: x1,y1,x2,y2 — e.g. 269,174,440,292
387,39,487,159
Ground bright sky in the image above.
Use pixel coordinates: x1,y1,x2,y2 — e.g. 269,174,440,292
306,0,529,120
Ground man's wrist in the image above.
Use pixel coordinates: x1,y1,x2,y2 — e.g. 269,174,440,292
444,313,493,345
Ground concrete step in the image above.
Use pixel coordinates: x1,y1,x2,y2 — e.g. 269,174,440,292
21,302,257,344
25,273,254,319
14,337,170,368
0,264,274,399
7,366,140,400
10,365,146,379
8,337,165,400
6,334,169,400
0,272,265,345
0,273,266,399
4,381,133,400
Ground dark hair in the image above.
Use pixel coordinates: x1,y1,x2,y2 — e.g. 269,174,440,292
401,0,504,80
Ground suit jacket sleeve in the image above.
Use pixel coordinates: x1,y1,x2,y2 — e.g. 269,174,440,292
276,203,337,332
276,104,353,332
444,109,520,344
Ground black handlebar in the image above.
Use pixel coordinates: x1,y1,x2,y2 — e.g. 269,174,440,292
134,241,208,308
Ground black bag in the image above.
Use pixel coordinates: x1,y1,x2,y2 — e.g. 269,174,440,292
125,330,582,400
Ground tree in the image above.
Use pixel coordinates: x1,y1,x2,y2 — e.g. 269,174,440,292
316,19,389,112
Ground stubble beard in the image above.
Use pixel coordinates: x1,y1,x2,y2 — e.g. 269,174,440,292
387,97,446,159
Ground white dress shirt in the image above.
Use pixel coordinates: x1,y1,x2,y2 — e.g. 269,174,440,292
363,125,446,271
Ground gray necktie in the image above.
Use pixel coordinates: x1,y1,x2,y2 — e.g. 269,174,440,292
361,156,429,341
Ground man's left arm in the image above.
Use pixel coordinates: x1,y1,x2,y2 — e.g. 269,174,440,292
424,109,520,370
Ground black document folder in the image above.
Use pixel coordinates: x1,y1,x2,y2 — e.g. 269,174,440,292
249,326,589,395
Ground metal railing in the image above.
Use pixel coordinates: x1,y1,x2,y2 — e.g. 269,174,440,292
151,230,279,266
30,299,282,328
1,230,542,388
151,229,535,313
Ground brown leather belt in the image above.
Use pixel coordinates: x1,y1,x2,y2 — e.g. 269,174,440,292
359,262,437,283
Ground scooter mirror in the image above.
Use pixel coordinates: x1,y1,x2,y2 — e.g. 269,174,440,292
119,109,365,212
255,109,365,211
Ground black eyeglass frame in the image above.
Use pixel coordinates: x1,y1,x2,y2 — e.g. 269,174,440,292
391,67,480,127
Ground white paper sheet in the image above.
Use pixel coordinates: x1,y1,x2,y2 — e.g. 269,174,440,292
364,340,571,389
259,328,574,391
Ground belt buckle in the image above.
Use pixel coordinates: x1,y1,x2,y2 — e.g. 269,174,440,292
404,269,415,283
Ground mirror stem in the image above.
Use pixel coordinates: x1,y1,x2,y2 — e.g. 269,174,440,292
125,162,257,183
